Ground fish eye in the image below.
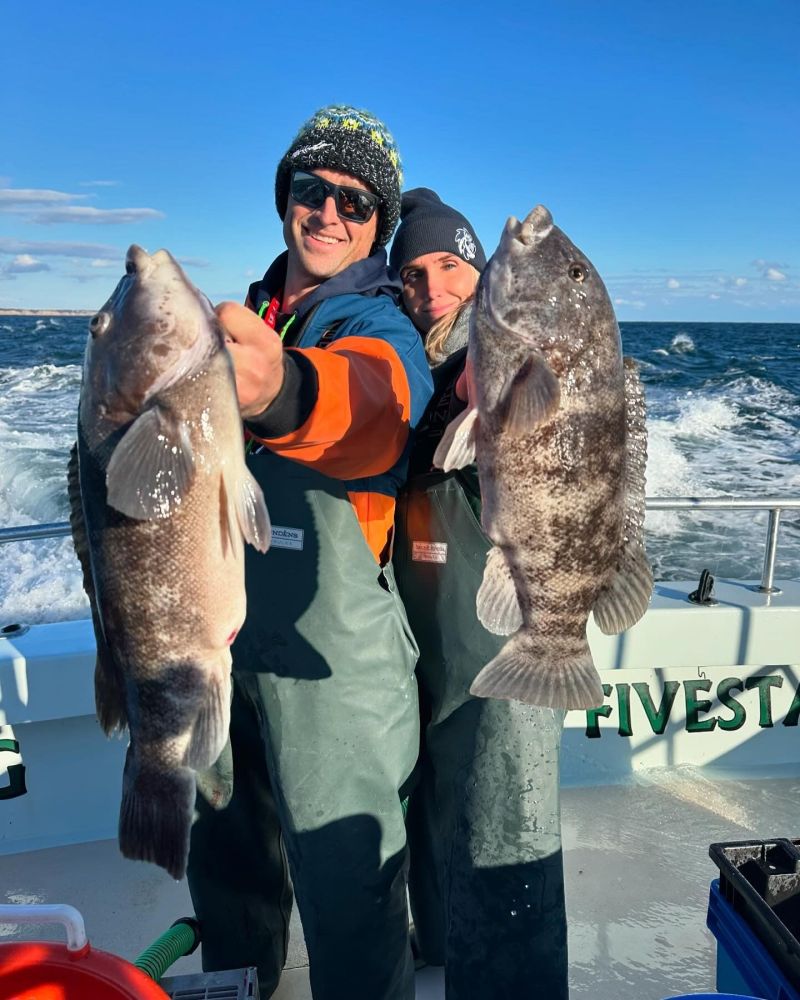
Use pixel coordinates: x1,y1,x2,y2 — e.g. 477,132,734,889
568,263,586,283
89,312,111,338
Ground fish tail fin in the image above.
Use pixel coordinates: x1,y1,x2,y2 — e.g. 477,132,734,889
119,750,194,880
183,665,231,771
470,632,604,710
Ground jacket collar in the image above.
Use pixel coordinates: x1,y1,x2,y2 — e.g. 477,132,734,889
249,248,404,321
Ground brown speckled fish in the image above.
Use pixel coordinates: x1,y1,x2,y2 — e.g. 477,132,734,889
435,206,652,710
68,245,270,878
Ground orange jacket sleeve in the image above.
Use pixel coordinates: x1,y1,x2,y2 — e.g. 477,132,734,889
249,336,412,480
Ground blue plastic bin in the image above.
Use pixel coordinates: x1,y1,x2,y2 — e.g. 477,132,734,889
707,880,800,1000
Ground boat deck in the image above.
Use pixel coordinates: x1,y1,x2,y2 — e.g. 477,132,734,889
2,764,796,999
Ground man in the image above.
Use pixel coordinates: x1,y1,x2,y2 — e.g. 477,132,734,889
187,106,433,1000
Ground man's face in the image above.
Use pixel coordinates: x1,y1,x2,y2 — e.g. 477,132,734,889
283,168,380,283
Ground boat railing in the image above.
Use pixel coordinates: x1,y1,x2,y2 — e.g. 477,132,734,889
0,496,798,594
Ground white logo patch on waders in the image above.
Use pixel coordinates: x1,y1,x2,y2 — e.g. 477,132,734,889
412,541,448,564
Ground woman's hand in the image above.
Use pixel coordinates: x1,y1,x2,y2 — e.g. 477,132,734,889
216,302,285,418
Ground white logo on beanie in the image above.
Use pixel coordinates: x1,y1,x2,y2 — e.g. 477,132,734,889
455,228,477,261
291,141,331,159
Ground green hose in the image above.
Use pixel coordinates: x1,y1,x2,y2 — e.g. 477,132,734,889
134,917,201,981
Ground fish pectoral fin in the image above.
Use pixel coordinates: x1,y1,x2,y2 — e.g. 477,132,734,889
476,546,523,635
470,633,604,710
106,406,195,520
500,352,560,434
183,665,232,771
433,406,479,471
223,463,271,554
592,545,653,634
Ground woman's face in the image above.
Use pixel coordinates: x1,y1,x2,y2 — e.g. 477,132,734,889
400,252,480,333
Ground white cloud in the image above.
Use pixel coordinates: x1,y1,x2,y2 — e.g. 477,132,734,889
80,180,120,187
90,258,118,267
0,185,162,227
614,297,646,309
735,277,747,286
0,254,51,277
667,278,680,289
752,259,789,282
708,293,721,300
0,237,120,260
0,187,87,207
29,206,164,225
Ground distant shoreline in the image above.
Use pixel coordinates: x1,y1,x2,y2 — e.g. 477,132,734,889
0,309,795,325
0,309,94,316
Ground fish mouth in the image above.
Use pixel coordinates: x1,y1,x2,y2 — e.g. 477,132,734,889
479,204,555,338
503,204,554,248
116,245,218,403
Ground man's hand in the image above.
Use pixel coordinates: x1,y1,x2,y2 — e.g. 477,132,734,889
216,302,285,418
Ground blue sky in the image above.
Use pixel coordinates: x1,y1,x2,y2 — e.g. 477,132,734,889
2,0,798,320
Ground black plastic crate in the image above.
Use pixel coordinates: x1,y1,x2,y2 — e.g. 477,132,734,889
709,838,800,991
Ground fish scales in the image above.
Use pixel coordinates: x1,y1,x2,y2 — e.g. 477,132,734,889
70,245,269,879
435,205,652,709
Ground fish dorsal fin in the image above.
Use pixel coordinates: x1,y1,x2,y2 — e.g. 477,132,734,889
222,460,271,556
501,351,560,434
106,406,195,520
592,358,653,634
68,440,128,734
476,545,523,635
433,406,479,472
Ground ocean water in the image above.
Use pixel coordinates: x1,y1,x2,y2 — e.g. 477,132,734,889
0,316,798,627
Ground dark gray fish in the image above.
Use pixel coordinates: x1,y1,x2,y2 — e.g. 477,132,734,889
435,205,652,709
69,245,270,878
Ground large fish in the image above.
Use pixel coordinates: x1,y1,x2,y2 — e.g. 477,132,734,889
435,205,652,710
68,245,270,878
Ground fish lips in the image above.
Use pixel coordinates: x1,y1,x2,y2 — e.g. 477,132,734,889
477,204,559,342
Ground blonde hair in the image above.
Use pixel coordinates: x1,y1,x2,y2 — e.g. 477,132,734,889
425,297,473,364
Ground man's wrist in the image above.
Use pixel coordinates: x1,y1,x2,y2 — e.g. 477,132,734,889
245,351,319,439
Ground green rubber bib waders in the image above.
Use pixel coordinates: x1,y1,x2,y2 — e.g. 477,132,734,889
393,469,569,999
188,452,420,1000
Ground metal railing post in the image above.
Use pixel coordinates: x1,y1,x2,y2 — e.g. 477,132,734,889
759,508,782,593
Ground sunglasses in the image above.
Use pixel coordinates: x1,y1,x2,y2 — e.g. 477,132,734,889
289,169,380,224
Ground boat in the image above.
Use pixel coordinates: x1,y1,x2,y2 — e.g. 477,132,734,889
1,495,798,999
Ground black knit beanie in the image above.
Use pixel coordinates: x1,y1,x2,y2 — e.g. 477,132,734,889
275,105,403,248
389,188,486,273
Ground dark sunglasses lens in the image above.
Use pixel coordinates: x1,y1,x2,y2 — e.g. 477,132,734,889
290,171,377,224
291,172,327,208
336,187,376,222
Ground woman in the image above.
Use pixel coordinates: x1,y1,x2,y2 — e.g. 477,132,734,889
390,189,569,999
